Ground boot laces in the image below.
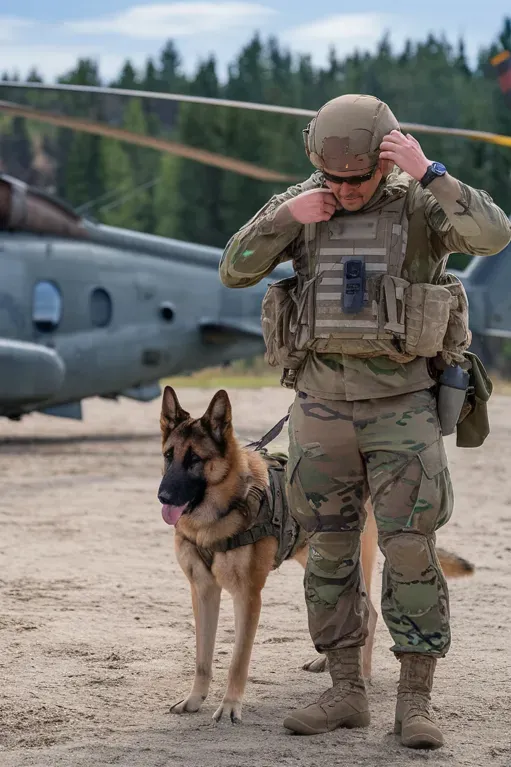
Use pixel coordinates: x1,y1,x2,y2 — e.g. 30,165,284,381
400,691,434,721
319,680,363,708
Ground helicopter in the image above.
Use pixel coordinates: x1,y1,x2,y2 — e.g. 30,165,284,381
0,170,292,422
0,78,511,422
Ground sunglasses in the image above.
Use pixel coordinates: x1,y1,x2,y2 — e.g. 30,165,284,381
322,166,378,186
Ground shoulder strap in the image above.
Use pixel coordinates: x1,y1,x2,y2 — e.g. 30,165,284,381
195,545,214,569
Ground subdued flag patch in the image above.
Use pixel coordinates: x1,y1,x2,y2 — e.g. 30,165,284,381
491,49,511,107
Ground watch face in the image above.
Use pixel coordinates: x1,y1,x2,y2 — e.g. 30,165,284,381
432,162,447,175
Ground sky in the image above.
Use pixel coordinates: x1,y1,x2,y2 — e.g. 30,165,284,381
0,0,510,83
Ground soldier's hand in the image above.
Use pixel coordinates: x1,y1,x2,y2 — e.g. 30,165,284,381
379,130,431,181
283,188,337,224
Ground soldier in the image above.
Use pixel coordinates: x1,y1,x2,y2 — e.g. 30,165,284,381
219,94,511,748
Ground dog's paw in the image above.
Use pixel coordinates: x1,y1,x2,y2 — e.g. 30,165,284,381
212,699,242,724
302,654,328,673
169,693,205,714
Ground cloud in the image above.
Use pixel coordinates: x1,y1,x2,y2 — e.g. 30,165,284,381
284,12,394,46
0,16,35,43
64,2,276,40
281,12,410,64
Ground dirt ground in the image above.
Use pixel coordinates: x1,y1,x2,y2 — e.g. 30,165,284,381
0,387,510,767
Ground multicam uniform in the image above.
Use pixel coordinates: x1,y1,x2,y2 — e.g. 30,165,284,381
220,166,510,657
219,93,511,744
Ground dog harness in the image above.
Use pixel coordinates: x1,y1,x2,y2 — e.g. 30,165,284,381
194,449,306,571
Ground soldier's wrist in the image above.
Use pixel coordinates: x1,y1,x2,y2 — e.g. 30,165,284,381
415,159,431,182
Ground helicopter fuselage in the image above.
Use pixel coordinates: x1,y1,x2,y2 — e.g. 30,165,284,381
0,225,289,419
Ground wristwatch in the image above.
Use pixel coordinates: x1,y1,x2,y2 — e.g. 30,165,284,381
420,161,447,188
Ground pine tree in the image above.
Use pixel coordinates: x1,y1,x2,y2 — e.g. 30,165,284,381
220,35,276,238
154,41,187,131
158,40,185,91
56,59,104,207
111,61,139,89
119,97,157,231
169,55,229,246
97,138,139,229
153,154,181,238
63,132,98,207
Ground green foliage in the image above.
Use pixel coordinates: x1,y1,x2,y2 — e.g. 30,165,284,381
153,154,181,238
119,98,158,232
167,55,229,246
97,138,140,229
3,17,511,258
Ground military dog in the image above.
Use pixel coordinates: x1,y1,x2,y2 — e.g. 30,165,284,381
157,385,474,724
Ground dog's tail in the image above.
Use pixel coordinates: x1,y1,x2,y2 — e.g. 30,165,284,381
437,547,475,578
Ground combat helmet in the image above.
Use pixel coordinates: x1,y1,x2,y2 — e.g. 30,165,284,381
303,94,400,174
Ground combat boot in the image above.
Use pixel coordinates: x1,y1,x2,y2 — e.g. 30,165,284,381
283,646,370,735
394,653,444,749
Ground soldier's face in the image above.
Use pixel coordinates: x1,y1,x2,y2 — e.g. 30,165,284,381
323,163,383,211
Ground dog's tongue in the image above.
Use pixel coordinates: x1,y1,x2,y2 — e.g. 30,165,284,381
161,503,188,526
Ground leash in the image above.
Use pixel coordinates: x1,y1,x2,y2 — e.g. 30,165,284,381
244,411,290,451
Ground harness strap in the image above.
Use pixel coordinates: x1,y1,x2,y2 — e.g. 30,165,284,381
210,521,277,552
194,545,214,570
244,411,290,451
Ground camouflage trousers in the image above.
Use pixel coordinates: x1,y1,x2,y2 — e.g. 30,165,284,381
286,388,454,657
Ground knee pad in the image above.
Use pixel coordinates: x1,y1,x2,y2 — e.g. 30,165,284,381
309,530,360,569
380,531,445,618
305,531,362,609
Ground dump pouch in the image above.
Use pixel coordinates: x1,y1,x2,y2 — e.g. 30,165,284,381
456,351,493,448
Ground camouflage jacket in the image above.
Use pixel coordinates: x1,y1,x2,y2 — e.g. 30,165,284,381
220,169,511,400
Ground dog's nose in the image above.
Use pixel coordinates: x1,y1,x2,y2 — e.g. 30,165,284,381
158,489,171,504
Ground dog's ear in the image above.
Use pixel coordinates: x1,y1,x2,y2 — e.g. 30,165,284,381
201,389,232,443
160,386,189,439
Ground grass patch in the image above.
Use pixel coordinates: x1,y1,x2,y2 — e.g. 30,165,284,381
162,358,281,389
162,371,280,389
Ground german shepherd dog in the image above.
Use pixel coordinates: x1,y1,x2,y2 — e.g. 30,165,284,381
157,386,474,724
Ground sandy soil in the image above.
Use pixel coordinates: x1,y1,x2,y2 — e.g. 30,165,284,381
0,387,510,767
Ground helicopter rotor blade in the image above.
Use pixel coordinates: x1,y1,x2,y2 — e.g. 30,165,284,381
0,81,314,118
2,80,511,148
0,100,299,183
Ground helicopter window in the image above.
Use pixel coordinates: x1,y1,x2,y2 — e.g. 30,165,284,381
159,302,175,322
33,280,62,332
90,288,113,327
